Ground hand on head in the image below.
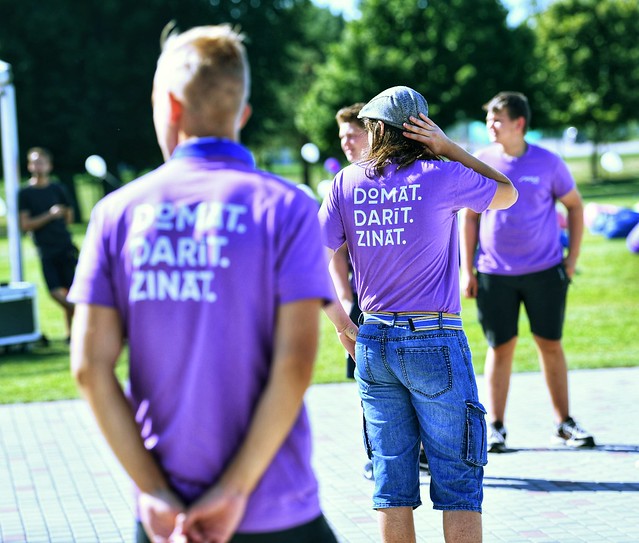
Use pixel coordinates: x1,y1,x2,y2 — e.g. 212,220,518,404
402,113,451,157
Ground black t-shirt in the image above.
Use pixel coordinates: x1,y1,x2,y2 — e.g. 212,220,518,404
18,182,75,258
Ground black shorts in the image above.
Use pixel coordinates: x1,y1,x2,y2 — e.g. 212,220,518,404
40,246,78,291
136,514,337,543
476,264,570,347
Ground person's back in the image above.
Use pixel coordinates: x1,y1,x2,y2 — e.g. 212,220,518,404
330,157,495,314
70,24,336,543
85,148,325,521
320,86,517,543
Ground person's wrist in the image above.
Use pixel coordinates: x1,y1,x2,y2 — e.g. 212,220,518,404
336,321,351,334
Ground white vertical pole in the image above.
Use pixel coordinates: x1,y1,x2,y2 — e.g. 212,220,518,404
0,59,23,282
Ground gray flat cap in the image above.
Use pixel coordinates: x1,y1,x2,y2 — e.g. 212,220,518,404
358,86,429,130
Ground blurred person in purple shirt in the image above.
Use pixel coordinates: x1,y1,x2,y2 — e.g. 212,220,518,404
69,24,339,543
460,91,594,454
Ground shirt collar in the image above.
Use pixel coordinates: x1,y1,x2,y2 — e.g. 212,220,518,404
170,137,255,168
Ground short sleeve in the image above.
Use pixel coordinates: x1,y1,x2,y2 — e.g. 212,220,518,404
54,183,72,206
317,176,346,251
68,201,117,307
552,157,576,199
275,190,334,305
449,162,497,214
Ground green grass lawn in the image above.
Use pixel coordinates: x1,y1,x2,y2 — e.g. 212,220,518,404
1,176,638,404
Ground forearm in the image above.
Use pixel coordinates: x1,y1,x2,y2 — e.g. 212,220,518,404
566,204,584,262
71,305,170,495
445,144,512,186
328,246,354,312
324,247,357,333
217,300,320,496
218,359,312,496
65,207,74,225
459,211,479,274
20,211,57,232
81,373,170,493
402,114,514,192
324,300,356,335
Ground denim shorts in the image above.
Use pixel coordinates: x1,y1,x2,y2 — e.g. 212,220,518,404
355,320,487,512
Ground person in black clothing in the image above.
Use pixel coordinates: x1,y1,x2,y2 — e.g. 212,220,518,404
18,147,77,342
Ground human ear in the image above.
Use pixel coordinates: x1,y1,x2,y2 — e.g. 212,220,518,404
168,93,184,124
239,103,252,129
516,116,526,133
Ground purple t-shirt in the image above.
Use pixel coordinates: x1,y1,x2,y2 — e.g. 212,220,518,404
474,143,575,275
69,138,334,532
318,159,497,313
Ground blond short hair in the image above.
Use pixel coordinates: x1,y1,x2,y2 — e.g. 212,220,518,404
154,24,250,128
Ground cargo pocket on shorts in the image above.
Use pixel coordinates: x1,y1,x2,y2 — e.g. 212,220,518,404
462,401,488,466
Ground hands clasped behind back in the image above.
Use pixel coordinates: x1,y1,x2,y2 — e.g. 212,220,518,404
140,485,248,543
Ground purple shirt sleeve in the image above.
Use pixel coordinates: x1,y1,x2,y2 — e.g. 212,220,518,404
68,201,116,307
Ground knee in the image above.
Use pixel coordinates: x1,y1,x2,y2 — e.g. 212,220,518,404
534,336,563,355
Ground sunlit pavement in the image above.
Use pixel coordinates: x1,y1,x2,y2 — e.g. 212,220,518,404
1,367,638,542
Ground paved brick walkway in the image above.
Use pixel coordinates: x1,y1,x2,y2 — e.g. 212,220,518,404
1,367,638,542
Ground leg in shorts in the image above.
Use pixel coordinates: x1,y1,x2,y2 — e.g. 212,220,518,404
476,264,570,347
355,323,486,512
41,246,78,292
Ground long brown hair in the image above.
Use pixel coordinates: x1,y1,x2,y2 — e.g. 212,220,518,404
362,119,440,178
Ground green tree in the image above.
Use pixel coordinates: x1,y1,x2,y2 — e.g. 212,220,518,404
531,0,639,179
0,0,342,211
296,0,534,157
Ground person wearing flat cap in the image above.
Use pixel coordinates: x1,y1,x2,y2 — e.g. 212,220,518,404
319,86,518,542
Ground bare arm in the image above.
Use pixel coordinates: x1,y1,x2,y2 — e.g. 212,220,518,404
70,304,183,539
181,299,323,542
64,204,74,225
403,113,518,210
323,247,358,358
558,188,584,278
459,209,480,298
329,244,354,314
19,206,67,232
